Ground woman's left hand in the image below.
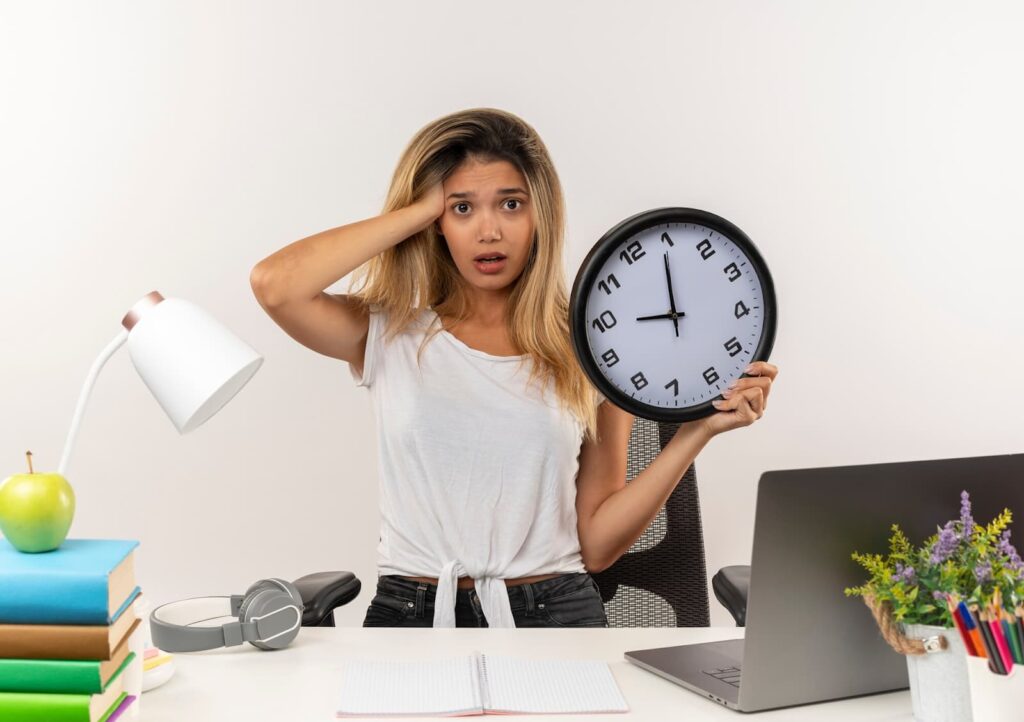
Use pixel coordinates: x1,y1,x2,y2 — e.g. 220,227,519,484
701,361,779,439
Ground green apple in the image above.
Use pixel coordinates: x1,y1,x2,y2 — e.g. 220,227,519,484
0,451,75,553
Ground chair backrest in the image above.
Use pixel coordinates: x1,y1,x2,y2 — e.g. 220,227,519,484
590,417,710,627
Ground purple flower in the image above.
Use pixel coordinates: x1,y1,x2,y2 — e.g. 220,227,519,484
932,590,947,601
975,559,993,584
998,529,1024,576
931,521,960,564
891,563,917,585
961,490,975,538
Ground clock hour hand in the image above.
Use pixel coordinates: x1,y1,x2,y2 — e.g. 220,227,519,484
635,312,686,322
664,252,680,338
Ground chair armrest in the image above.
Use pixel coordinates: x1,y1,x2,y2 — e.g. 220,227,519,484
712,565,750,627
292,571,362,627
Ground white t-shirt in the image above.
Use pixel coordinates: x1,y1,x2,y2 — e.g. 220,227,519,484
349,305,592,627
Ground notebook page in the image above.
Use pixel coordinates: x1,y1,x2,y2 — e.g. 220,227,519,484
482,655,629,714
336,656,482,717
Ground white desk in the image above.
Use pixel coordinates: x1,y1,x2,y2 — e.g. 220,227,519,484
141,627,914,721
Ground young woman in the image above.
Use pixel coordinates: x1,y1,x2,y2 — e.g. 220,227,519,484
250,108,778,628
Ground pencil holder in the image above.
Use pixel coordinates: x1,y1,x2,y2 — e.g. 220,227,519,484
965,655,1024,722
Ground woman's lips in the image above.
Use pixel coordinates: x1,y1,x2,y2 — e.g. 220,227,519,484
473,257,507,274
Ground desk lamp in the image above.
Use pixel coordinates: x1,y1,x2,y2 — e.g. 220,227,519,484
0,291,262,553
59,290,263,473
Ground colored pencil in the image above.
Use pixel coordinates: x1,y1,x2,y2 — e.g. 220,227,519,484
945,596,977,656
958,600,987,659
987,607,1015,673
1002,612,1022,665
977,609,1006,674
1011,602,1019,655
994,589,1018,667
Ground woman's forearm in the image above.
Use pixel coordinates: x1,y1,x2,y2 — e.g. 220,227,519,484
251,202,435,306
584,422,712,572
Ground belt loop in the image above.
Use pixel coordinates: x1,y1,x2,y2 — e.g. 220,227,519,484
522,582,536,616
415,583,428,618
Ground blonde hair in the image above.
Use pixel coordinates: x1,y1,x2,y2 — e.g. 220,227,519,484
348,107,601,444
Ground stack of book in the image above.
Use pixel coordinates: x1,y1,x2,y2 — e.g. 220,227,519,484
0,539,143,721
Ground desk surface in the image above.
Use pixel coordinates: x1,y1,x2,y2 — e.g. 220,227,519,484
142,627,914,721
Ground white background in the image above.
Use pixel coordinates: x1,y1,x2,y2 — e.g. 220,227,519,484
1,1,1021,627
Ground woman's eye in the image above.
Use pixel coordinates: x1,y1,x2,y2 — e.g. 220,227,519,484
452,199,523,214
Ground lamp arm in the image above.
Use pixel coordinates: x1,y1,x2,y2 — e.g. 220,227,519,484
57,329,130,477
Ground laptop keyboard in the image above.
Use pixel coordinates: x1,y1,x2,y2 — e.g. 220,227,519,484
702,665,742,687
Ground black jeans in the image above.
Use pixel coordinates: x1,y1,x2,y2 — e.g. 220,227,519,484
362,573,610,628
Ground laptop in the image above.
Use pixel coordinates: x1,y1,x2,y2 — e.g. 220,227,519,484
624,452,1024,713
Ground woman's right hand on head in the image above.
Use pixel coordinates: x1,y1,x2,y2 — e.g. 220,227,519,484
418,181,445,225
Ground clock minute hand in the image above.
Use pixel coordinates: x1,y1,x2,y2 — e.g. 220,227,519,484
664,253,678,313
664,252,680,338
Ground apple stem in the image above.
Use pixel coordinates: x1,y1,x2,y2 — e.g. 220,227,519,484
26,450,34,474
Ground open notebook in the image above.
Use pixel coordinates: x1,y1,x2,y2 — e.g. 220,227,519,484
336,652,629,717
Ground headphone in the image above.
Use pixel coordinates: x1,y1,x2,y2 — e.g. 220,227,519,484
149,578,305,652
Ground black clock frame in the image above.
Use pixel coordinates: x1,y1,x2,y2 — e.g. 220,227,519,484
569,207,777,423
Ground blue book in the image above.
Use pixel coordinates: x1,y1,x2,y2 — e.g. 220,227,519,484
0,539,140,625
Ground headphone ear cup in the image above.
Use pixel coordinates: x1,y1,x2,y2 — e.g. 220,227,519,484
242,578,277,601
237,587,266,628
266,577,304,610
239,589,300,651
245,578,303,611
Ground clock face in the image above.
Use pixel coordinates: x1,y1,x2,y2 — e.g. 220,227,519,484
570,208,777,422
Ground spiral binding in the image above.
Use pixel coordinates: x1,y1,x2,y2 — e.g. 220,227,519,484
476,652,491,710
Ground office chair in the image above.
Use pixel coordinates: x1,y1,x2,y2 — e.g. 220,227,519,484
591,417,750,627
291,571,361,627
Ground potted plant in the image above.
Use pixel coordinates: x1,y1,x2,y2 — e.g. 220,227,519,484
845,491,1024,722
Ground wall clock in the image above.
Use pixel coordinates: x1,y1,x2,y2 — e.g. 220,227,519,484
570,207,777,422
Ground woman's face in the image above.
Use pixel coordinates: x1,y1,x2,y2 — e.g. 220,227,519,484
436,157,536,294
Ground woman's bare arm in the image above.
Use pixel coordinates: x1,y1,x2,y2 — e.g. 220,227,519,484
249,186,442,365
251,188,442,307
575,360,777,572
575,406,712,573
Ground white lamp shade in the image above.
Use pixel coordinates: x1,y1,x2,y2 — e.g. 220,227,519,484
125,297,263,433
